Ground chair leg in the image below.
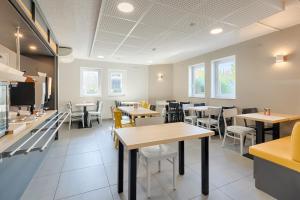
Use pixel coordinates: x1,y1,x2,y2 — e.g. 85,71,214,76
240,135,244,155
146,160,151,198
222,130,227,147
172,157,176,190
158,160,161,172
82,116,85,128
218,124,222,139
251,133,255,146
69,116,71,131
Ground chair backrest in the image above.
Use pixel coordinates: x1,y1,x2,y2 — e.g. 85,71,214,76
223,108,238,127
206,107,222,120
166,100,176,103
180,101,190,107
66,101,72,112
194,103,205,107
150,105,156,111
182,104,193,117
135,116,165,127
169,102,179,111
242,108,258,127
96,101,103,113
113,108,123,128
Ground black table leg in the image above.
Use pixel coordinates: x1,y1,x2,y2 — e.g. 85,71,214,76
201,137,209,195
118,141,124,193
128,149,137,200
178,141,185,175
256,121,265,144
272,123,280,140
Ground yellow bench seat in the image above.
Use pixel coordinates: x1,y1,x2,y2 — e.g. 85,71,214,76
249,136,300,173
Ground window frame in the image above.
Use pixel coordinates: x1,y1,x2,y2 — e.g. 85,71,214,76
80,67,102,97
211,55,236,99
188,63,206,98
108,69,126,97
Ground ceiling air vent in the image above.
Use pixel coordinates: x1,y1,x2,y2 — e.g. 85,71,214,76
58,47,74,63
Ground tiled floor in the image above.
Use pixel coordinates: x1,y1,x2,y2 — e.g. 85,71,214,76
21,120,275,200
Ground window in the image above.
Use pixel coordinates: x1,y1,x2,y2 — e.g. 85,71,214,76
108,70,126,96
211,56,236,99
80,67,101,97
189,63,205,97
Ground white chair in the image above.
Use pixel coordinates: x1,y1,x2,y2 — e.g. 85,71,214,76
135,117,177,198
87,100,103,126
182,104,197,125
67,101,84,130
222,108,255,155
197,107,222,139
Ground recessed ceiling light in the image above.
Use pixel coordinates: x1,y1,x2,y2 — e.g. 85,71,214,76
210,28,223,35
29,45,37,50
147,60,153,64
14,33,23,38
118,2,134,13
97,55,104,59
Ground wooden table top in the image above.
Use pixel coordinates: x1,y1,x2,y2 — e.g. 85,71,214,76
188,106,221,111
236,113,300,124
121,101,140,105
75,102,96,107
0,110,57,153
116,122,214,150
118,106,160,117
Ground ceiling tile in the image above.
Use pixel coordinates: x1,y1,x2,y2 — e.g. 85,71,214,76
130,23,165,40
99,15,136,35
103,0,153,22
152,0,204,11
171,13,217,34
123,36,150,47
193,0,255,20
140,3,186,29
223,0,284,27
96,31,125,44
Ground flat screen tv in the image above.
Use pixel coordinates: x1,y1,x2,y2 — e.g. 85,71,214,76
10,82,35,106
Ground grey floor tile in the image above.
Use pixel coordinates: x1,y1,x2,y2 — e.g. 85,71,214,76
21,174,60,200
67,142,99,155
190,189,233,200
55,165,109,199
35,156,65,178
60,187,113,200
219,176,276,200
62,151,103,172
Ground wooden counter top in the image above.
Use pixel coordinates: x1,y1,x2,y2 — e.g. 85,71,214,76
0,110,57,153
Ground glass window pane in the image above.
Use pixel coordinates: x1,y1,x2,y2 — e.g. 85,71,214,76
80,68,101,97
109,71,124,95
189,64,205,97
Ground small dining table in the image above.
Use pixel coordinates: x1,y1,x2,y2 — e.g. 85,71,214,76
118,106,160,122
75,102,96,128
236,112,300,144
121,101,140,106
115,122,214,200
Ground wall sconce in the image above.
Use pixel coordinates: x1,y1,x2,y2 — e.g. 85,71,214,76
275,55,287,63
157,73,164,81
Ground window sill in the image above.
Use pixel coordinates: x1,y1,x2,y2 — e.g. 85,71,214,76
189,96,205,98
210,97,236,100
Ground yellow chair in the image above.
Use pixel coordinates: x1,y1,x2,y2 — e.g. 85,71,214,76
140,100,151,109
113,108,133,149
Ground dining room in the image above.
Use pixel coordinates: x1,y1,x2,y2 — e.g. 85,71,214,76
2,0,300,200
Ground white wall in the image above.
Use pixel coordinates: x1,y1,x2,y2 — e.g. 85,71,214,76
148,64,173,104
0,42,17,68
58,59,149,119
172,24,300,134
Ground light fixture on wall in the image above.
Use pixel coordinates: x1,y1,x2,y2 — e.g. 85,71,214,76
275,54,287,63
157,73,164,81
29,45,37,51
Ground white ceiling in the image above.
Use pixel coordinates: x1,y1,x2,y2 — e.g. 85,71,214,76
37,0,300,65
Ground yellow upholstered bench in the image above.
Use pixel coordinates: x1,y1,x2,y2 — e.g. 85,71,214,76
249,122,300,200
249,136,300,173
